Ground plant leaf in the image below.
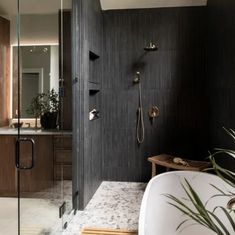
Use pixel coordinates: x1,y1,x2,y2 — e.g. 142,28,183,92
223,127,235,141
176,219,191,231
213,206,235,232
182,179,217,228
208,211,230,235
166,202,209,229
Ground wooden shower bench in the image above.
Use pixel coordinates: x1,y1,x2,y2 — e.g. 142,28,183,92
81,228,137,235
148,154,211,178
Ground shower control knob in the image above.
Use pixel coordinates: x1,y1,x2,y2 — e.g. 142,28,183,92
148,106,160,124
149,106,159,118
89,109,100,121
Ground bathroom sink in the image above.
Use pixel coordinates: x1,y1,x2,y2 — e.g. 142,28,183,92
20,128,42,133
2,127,42,133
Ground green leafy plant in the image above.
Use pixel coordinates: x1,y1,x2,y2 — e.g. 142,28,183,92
165,127,235,234
27,89,59,128
41,88,59,114
26,93,44,118
27,89,59,116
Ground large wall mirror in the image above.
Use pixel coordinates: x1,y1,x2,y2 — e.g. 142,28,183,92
10,6,63,121
10,2,72,130
12,45,59,118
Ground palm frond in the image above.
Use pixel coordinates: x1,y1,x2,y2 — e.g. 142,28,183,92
208,211,231,235
213,149,235,161
166,201,209,229
176,219,191,231
223,127,235,141
213,206,235,232
210,184,227,195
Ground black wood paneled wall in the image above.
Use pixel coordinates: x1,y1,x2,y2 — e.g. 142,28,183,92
207,0,235,171
102,8,209,182
72,0,103,209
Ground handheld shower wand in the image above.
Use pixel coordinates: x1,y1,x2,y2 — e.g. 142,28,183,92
133,72,145,144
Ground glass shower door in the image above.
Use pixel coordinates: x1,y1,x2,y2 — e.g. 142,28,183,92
58,0,74,228
15,0,72,234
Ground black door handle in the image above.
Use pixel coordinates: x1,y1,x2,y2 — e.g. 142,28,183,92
15,138,35,170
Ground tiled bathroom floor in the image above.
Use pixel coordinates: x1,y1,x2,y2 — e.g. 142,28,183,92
63,181,146,235
0,181,146,235
0,181,72,235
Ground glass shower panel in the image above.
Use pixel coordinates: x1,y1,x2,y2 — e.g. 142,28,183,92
59,0,74,228
16,0,71,234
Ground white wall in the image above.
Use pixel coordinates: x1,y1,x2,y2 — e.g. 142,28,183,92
10,14,58,45
50,45,59,93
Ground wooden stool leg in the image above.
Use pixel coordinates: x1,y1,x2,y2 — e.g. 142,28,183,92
151,163,157,178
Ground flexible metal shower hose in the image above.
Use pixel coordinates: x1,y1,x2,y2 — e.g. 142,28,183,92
137,82,145,144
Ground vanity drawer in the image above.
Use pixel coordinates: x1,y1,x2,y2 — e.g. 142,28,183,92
54,150,72,164
53,135,72,149
54,164,72,180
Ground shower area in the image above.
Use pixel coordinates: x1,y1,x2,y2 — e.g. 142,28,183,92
73,0,211,209
100,7,210,182
0,0,234,233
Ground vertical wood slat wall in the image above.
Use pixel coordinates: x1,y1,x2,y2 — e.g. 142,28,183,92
102,8,209,182
0,16,10,127
73,0,235,208
59,10,73,131
207,0,235,172
72,2,208,208
72,0,103,209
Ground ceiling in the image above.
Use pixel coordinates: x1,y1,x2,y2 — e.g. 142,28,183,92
100,0,208,10
0,0,72,16
0,0,207,16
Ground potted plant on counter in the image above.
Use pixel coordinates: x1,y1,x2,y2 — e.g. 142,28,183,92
26,93,44,129
27,89,59,129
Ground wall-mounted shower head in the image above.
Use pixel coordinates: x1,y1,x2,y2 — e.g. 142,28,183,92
144,42,158,51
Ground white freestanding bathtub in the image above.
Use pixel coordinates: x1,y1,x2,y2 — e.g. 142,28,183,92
139,171,235,235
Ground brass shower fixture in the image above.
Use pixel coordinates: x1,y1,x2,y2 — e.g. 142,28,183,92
148,106,160,124
133,71,141,84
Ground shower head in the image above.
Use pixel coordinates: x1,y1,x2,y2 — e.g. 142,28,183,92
144,42,158,51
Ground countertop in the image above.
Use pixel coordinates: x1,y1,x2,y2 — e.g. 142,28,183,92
0,127,72,136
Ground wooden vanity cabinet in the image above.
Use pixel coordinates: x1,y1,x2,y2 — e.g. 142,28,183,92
0,136,17,196
0,134,72,196
53,135,72,180
19,135,54,193
0,135,54,195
